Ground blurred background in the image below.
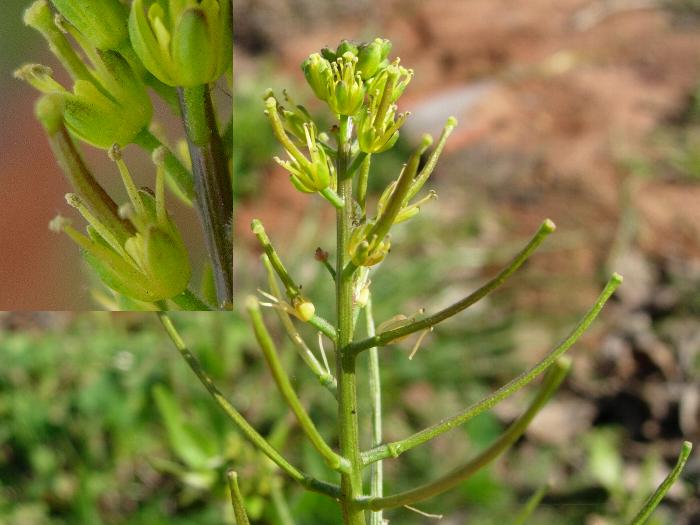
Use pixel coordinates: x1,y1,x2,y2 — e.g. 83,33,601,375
0,0,214,309
1,0,700,523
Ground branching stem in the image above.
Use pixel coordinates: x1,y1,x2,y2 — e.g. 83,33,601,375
629,441,693,525
246,297,350,473
346,219,557,356
157,313,340,499
361,273,622,465
252,219,338,342
262,255,337,394
357,358,570,510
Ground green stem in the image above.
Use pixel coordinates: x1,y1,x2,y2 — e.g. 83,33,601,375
157,313,340,499
222,117,233,160
262,255,337,395
346,219,557,356
309,316,339,345
365,297,384,525
252,219,338,342
134,128,194,202
227,470,250,525
171,288,213,311
361,273,622,465
357,358,570,510
320,186,346,209
629,441,693,525
513,483,550,525
335,116,367,525
252,219,300,299
405,117,457,202
347,151,369,182
270,479,296,525
246,297,350,473
178,84,233,309
356,154,371,216
48,124,133,244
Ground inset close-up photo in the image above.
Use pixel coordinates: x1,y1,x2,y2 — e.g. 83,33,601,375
2,0,232,310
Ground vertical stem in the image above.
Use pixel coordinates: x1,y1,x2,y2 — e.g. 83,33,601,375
365,296,384,525
335,116,367,525
178,84,233,309
270,479,296,525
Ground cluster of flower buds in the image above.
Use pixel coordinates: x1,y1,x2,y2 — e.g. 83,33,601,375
301,38,411,120
18,0,152,149
263,38,456,270
129,0,232,87
50,146,191,304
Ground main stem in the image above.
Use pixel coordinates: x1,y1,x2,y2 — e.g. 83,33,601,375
178,84,233,309
336,116,366,525
366,297,384,525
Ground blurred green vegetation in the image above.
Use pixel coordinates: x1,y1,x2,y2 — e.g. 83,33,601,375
0,270,690,525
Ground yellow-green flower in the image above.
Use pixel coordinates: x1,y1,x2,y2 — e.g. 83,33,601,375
50,147,191,303
129,0,232,87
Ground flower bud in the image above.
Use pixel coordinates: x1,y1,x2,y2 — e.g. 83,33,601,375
328,53,365,116
265,97,336,198
356,38,391,80
142,224,191,297
336,39,359,58
348,223,391,267
302,53,333,101
129,0,232,87
293,297,316,322
51,0,129,51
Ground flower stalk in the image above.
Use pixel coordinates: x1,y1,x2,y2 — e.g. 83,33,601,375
178,84,233,309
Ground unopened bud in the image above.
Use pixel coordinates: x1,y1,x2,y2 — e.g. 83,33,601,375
293,297,316,322
129,0,232,86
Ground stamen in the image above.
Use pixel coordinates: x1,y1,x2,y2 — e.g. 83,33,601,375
408,327,433,360
404,505,443,519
